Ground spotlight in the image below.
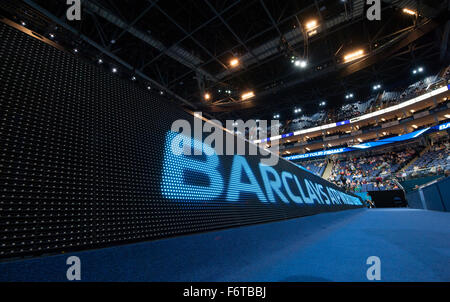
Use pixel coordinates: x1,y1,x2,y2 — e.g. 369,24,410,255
112,67,118,73
73,48,78,53
204,93,211,100
294,108,302,114
273,114,280,119
413,67,423,74
131,76,136,81
147,86,151,90
49,33,55,39
402,8,417,16
98,58,103,64
344,49,365,63
307,29,318,37
241,91,255,100
160,91,164,95
294,60,308,68
230,58,239,67
21,21,26,26
305,20,318,30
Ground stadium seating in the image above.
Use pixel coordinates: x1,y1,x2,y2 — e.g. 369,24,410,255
328,149,418,192
403,141,450,180
297,159,327,176
280,69,449,136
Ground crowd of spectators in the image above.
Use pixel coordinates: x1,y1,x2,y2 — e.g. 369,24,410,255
328,148,418,192
402,140,450,179
298,160,327,177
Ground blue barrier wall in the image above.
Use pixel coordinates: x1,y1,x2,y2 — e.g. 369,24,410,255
406,177,449,212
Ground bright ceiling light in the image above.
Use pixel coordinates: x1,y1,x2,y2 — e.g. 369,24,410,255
204,93,211,100
307,29,318,37
305,20,318,30
230,58,239,67
444,114,450,119
403,8,417,15
344,49,365,62
294,60,307,68
241,91,255,100
412,125,418,129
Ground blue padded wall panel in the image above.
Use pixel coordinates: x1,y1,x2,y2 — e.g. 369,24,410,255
422,185,445,211
436,177,450,212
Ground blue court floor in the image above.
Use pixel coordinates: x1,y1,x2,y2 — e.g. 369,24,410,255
1,208,449,282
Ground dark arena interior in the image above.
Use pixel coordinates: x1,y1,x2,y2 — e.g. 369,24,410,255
0,0,450,288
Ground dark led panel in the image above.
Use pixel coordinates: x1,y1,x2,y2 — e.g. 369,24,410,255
0,22,363,260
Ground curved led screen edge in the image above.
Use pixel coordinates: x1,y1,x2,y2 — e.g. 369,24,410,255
0,21,363,260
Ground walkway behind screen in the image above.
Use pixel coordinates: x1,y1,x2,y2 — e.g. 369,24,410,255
1,208,449,282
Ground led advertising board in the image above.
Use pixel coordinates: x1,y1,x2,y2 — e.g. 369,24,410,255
0,22,363,260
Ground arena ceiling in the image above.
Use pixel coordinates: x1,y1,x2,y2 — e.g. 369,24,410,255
1,0,449,122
